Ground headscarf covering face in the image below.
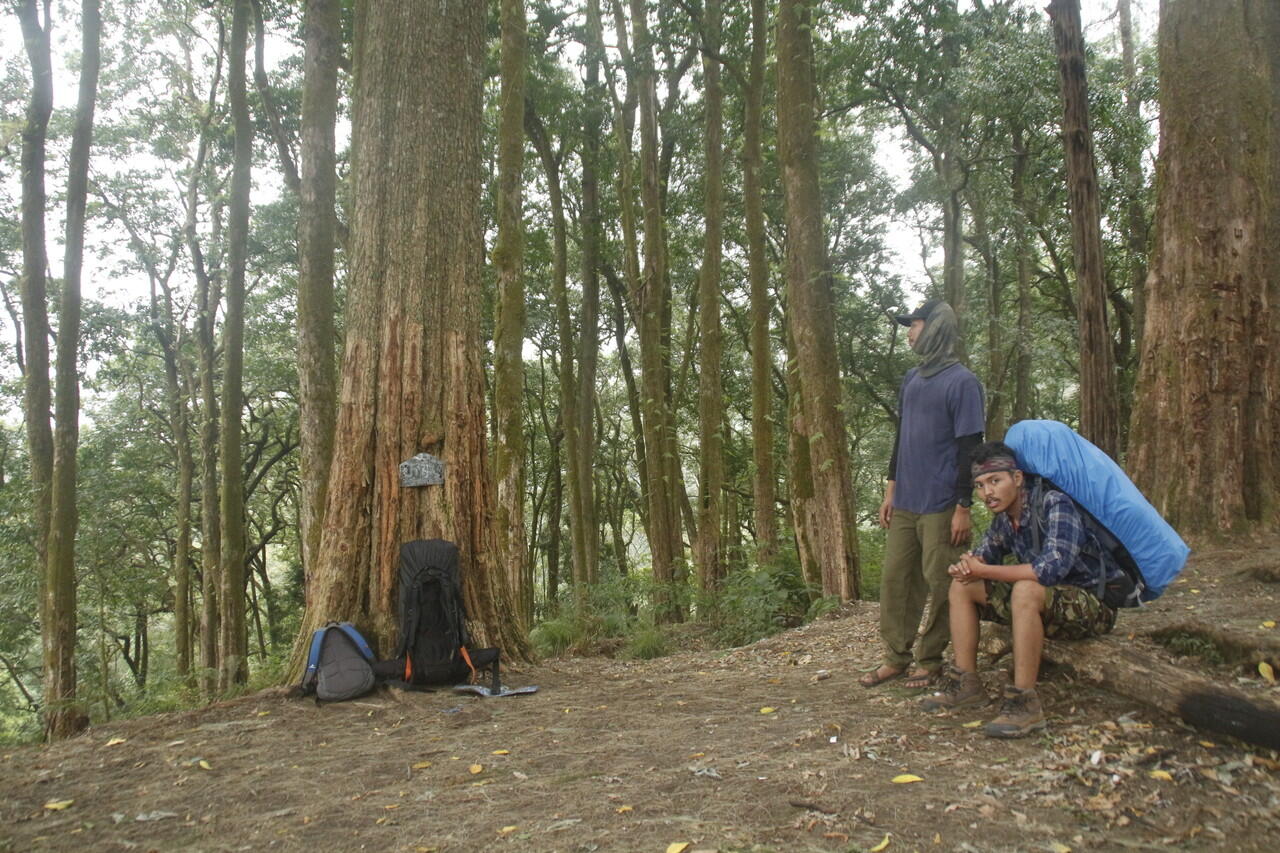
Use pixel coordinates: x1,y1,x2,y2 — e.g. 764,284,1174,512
912,300,961,378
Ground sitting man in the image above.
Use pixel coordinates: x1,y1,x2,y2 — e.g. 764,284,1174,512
921,440,1119,737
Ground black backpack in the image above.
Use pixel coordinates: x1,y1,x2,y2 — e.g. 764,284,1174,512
1025,475,1145,609
300,622,377,702
378,539,500,690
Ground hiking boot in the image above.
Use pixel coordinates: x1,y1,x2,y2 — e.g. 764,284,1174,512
983,685,1047,738
920,667,989,712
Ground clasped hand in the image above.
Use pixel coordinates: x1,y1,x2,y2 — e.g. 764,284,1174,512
947,552,988,584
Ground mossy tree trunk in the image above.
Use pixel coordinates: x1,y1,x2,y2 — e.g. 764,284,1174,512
1129,0,1279,535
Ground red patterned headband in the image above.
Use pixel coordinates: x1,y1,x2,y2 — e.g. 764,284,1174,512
971,455,1019,480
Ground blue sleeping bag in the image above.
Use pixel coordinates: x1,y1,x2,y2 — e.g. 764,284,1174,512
1004,420,1189,600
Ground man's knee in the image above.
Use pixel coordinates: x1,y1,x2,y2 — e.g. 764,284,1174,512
950,578,984,606
1010,579,1046,614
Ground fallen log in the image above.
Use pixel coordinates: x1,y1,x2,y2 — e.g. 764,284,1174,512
982,627,1280,751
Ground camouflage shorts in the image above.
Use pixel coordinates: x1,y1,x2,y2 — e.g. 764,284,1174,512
978,581,1117,640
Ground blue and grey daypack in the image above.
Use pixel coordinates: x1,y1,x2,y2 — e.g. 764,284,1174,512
1005,419,1190,607
300,621,377,702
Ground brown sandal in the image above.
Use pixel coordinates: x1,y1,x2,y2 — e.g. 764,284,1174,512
859,666,906,688
901,669,940,689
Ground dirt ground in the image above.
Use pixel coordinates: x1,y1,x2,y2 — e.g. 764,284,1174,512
4,538,1279,853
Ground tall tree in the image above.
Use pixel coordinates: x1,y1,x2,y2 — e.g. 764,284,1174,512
695,0,725,590
777,0,860,600
629,0,686,617
218,0,252,689
296,0,341,579
1048,0,1120,458
492,0,528,621
1129,0,1279,534
744,0,777,565
294,0,529,664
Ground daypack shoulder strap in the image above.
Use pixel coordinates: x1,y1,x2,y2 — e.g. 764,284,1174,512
301,622,336,691
335,622,376,661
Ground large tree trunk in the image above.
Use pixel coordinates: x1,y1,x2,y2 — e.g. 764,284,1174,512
630,0,686,618
745,0,778,567
776,0,860,601
297,0,340,582
492,0,528,623
1117,0,1149,370
1129,0,1279,534
218,0,252,690
1049,0,1120,459
695,0,725,591
294,0,529,669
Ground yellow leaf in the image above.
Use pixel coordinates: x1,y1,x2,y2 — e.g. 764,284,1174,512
666,844,690,853
933,833,942,845
43,800,74,811
616,805,633,814
412,761,432,770
892,774,924,784
1262,620,1276,629
498,825,518,835
492,749,510,755
257,711,271,717
104,737,126,747
1049,843,1072,853
384,804,400,811
759,707,776,714
1260,661,1276,684
961,720,982,728
1149,770,1174,781
469,764,483,775
870,834,891,851
1198,741,1216,749
198,760,212,770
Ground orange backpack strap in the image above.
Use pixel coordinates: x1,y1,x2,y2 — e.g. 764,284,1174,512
460,646,478,683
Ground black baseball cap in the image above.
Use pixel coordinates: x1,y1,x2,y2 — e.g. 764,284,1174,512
894,298,942,326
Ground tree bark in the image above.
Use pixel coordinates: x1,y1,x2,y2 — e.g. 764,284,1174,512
745,0,777,567
218,0,252,690
1129,0,1279,535
1117,0,1149,369
297,0,340,585
630,0,686,618
1048,0,1120,459
293,0,529,671
695,0,725,591
776,0,860,600
45,0,100,739
492,0,529,622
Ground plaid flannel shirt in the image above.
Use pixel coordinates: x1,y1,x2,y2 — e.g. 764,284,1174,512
973,486,1114,591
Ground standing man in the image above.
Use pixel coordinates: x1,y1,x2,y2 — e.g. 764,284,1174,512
861,299,984,690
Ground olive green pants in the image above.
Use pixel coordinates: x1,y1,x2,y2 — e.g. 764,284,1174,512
879,506,961,672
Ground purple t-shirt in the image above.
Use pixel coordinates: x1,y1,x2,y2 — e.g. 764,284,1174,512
892,363,985,515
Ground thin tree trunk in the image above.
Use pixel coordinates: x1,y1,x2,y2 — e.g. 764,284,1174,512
43,0,100,739
745,0,777,567
1128,0,1278,535
297,0,340,584
630,0,685,619
218,0,252,690
293,0,528,671
1049,0,1120,458
777,0,860,600
1011,127,1033,423
493,0,528,622
696,0,725,591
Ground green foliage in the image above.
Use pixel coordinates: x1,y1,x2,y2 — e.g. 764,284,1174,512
699,554,816,649
621,624,668,660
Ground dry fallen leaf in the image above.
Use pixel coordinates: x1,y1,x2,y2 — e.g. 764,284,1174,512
665,844,690,853
1262,620,1276,629
869,834,891,851
469,764,483,775
412,761,432,770
616,805,633,814
1049,843,1072,853
43,800,74,811
759,707,776,714
1149,769,1174,781
962,720,982,729
198,760,212,771
492,749,510,756
498,825,518,836
104,737,126,747
891,774,924,784
1259,661,1276,684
